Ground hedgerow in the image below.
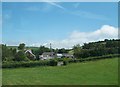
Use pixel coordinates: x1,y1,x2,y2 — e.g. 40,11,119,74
2,54,120,68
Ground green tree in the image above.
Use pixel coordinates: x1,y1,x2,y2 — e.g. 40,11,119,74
12,48,17,57
57,48,68,53
73,44,81,58
2,44,14,61
15,51,29,61
18,43,25,50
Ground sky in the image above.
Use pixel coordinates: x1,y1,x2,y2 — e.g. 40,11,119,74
2,2,118,48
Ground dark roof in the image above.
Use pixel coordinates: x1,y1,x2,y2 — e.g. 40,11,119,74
42,52,55,55
62,53,73,57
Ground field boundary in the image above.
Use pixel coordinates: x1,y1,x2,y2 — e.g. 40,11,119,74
2,54,120,68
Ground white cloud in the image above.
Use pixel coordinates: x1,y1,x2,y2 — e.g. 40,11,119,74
5,25,118,48
41,25,118,49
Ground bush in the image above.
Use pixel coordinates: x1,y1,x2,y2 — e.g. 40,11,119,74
62,58,69,65
4,57,14,62
49,59,58,66
63,60,68,65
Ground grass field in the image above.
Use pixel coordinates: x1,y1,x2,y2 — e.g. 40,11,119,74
8,46,39,50
2,58,118,85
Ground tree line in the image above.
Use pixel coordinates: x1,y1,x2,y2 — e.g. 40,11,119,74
1,39,120,62
73,39,120,58
1,43,70,62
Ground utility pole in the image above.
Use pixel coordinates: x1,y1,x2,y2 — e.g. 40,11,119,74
50,43,52,52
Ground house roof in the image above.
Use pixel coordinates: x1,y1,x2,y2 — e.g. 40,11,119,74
62,53,73,56
42,52,55,55
25,49,36,57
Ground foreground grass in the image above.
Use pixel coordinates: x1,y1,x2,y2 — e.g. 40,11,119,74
0,69,2,86
2,58,118,85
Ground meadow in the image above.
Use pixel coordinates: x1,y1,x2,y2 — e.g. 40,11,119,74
2,58,118,85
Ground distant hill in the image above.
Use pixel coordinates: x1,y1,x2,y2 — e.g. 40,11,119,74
7,46,18,49
8,46,39,50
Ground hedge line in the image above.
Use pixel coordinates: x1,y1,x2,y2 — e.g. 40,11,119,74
57,54,120,64
2,54,120,68
2,59,59,68
68,54,120,63
81,54,120,61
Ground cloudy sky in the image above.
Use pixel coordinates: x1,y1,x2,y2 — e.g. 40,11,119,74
2,2,118,48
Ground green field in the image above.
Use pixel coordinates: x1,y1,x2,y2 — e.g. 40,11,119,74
2,58,118,85
8,46,39,50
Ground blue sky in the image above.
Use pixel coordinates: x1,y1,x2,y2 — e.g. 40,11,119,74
2,2,118,48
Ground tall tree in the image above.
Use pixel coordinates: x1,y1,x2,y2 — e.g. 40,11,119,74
18,43,25,50
2,44,14,61
15,51,29,61
73,44,81,58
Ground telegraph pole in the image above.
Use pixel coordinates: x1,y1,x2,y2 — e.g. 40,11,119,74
50,43,52,52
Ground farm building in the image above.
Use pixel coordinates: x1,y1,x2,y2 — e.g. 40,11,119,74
25,50,36,60
16,49,36,60
39,52,74,60
39,52,56,60
62,53,74,58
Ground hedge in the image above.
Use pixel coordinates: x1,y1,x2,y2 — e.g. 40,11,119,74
2,60,50,68
59,54,120,64
49,59,58,66
73,54,120,63
2,54,120,68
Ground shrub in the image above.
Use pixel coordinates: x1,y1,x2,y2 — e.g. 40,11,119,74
4,57,14,62
49,59,58,66
62,58,69,65
63,60,68,65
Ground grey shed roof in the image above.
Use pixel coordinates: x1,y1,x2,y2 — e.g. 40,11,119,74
42,52,55,55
